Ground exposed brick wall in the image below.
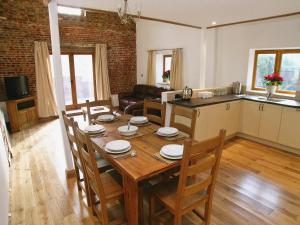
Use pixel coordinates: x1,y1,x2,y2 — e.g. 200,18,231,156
0,0,136,101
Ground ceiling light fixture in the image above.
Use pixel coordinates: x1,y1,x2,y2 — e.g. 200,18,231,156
117,0,141,24
212,21,217,25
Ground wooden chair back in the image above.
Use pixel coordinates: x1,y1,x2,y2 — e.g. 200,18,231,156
143,99,166,126
176,129,226,223
74,126,110,223
62,111,80,162
86,99,113,124
170,105,197,138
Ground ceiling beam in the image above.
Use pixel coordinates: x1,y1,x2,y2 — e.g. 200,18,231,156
207,11,300,29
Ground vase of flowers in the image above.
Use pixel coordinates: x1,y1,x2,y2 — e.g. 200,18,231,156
162,70,170,83
264,73,283,95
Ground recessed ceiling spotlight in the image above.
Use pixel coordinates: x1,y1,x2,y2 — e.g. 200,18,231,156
212,21,217,25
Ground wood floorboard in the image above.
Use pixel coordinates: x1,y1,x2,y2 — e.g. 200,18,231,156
9,119,300,225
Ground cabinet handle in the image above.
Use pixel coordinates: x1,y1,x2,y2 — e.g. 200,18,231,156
197,109,201,117
228,103,231,110
258,104,261,111
296,109,300,112
261,104,264,111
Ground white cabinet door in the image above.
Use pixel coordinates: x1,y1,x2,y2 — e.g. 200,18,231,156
194,106,211,142
241,101,261,137
225,101,241,136
259,103,282,142
278,107,300,149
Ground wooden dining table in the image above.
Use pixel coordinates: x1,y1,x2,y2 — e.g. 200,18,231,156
89,115,186,225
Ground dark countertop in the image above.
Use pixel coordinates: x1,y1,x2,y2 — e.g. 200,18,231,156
168,94,300,109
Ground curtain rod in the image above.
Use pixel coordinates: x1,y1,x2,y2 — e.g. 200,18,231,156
148,48,182,52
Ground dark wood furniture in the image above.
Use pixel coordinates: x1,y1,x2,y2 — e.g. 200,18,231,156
143,99,166,126
6,96,38,132
149,130,226,225
75,126,126,225
170,105,197,138
89,115,188,225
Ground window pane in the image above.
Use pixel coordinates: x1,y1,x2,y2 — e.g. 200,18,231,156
278,53,300,92
74,55,94,104
164,56,172,72
255,54,276,88
49,55,73,106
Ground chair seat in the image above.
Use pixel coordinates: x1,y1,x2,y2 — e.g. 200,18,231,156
152,178,208,213
100,171,124,201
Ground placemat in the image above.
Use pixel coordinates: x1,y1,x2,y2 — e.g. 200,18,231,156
153,152,180,164
154,131,189,141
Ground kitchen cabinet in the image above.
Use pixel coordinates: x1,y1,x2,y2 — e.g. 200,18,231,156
241,101,282,143
241,101,261,137
278,107,300,149
259,104,282,142
194,101,241,141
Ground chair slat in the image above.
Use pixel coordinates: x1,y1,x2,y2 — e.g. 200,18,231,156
187,155,216,176
183,176,212,197
143,99,166,126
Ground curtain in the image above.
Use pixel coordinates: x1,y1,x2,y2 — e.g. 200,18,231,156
34,41,58,118
95,44,111,100
170,48,183,90
147,50,156,85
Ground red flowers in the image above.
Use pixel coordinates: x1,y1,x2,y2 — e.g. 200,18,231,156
264,73,283,86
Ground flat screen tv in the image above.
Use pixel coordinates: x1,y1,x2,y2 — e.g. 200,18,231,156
4,76,29,99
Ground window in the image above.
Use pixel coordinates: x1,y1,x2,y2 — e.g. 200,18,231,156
50,53,95,109
252,49,300,94
58,6,82,16
163,55,172,73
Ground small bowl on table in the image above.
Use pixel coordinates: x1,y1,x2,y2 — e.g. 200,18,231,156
118,125,138,136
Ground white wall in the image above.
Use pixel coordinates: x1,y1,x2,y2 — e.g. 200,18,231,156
136,19,202,88
0,125,9,225
211,15,300,88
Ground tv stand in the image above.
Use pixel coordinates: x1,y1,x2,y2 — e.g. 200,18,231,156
6,96,38,132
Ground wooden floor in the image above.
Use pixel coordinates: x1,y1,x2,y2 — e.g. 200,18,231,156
9,119,300,225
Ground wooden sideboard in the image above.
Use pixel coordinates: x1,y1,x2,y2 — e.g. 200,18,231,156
6,96,38,132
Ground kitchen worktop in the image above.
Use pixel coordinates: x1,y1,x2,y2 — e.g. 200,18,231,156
168,94,300,109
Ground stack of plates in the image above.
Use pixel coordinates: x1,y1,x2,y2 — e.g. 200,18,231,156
160,144,183,159
105,140,131,154
130,116,148,125
118,125,138,136
156,127,179,137
84,124,106,134
97,114,115,122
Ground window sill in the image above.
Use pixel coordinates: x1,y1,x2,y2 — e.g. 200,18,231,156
246,89,296,100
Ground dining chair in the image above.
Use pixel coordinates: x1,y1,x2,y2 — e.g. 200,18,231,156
85,99,113,124
74,126,126,225
143,99,166,126
62,111,112,203
170,105,197,138
149,129,226,225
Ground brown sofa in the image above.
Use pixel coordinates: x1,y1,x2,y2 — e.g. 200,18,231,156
118,84,170,116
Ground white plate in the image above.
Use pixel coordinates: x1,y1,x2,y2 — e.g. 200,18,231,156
118,125,138,136
157,127,178,136
84,124,105,133
105,140,131,152
157,131,179,137
160,151,182,160
97,114,115,121
105,145,131,154
130,116,148,124
161,144,183,157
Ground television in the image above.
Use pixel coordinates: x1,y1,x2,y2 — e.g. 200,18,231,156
4,76,29,99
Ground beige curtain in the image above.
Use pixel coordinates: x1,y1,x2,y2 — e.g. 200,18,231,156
170,48,183,90
147,50,156,85
95,44,111,100
34,41,57,118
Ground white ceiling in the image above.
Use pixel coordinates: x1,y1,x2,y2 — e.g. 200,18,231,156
58,0,300,27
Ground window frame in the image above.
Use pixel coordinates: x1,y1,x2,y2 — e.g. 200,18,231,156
251,49,300,95
163,54,172,73
50,51,96,110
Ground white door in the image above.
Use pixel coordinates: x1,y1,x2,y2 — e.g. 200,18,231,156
241,100,261,137
278,107,300,149
225,101,242,136
194,105,214,142
259,104,282,142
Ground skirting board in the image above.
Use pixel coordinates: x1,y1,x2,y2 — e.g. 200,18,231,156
237,133,300,156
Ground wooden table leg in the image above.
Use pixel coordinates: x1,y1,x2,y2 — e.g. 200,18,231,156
123,175,139,225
